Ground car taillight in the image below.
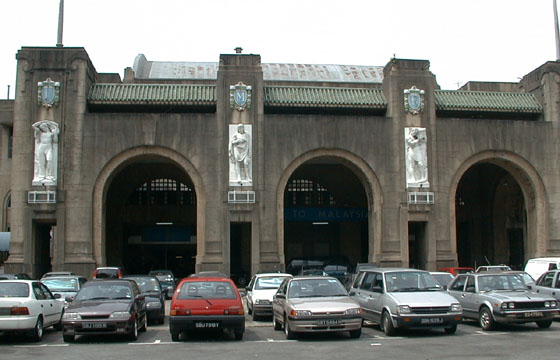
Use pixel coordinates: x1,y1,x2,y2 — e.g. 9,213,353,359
10,307,30,315
170,309,191,316
224,308,244,315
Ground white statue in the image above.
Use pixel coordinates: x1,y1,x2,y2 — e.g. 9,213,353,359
229,124,252,186
32,120,59,186
405,127,429,188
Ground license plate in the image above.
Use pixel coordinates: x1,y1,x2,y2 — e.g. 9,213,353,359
82,322,107,329
420,317,443,325
524,312,543,318
316,319,339,326
195,322,220,329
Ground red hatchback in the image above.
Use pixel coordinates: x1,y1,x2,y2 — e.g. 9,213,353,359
169,276,245,341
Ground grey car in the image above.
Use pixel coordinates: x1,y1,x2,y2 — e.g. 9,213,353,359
447,272,558,330
272,276,362,339
531,269,560,301
349,268,462,336
41,275,88,308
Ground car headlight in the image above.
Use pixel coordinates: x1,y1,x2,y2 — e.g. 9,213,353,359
397,305,411,314
290,310,312,317
345,308,362,316
255,299,271,305
63,312,81,320
501,302,515,309
109,311,132,319
552,301,558,308
450,303,462,312
147,301,161,308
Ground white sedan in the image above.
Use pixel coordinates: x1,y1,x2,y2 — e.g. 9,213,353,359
0,280,64,341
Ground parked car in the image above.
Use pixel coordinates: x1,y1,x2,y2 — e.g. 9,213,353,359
41,271,76,279
347,262,379,289
524,257,560,282
349,268,462,336
297,268,328,276
447,272,558,330
430,271,455,290
272,275,362,339
149,270,177,299
91,266,124,279
531,269,560,301
124,275,165,324
0,273,32,280
323,264,351,287
61,279,147,342
475,265,512,273
0,279,64,341
169,276,245,341
439,267,474,276
246,273,292,320
41,275,88,308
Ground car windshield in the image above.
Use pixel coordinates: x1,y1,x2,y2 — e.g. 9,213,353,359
75,283,132,301
287,278,347,298
432,274,454,287
95,269,119,278
0,282,29,297
42,278,79,292
127,277,161,292
477,274,528,291
177,281,236,300
254,276,289,290
385,272,440,292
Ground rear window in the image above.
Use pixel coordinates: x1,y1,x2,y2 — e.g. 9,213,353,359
178,281,236,300
95,269,119,279
42,278,79,292
0,282,30,297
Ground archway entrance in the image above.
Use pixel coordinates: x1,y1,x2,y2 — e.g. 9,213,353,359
455,163,525,269
105,160,197,278
283,159,369,276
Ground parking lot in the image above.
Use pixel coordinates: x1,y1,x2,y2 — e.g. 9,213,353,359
1,299,559,360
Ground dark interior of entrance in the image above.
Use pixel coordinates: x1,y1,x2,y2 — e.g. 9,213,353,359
105,160,196,278
230,222,251,286
284,161,369,270
455,163,525,269
34,221,54,278
408,222,426,269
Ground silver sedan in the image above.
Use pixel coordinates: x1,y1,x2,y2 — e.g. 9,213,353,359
272,276,362,339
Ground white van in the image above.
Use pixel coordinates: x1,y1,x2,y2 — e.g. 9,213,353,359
524,257,560,281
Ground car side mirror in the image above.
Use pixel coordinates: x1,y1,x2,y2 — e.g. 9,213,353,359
274,293,286,299
526,285,533,290
136,294,145,301
372,286,383,293
65,295,74,303
54,293,62,299
466,286,475,293
238,289,247,297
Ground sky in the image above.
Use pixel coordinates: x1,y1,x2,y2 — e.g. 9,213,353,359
0,0,557,99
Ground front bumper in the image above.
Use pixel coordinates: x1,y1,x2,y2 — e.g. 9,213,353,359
393,313,462,329
493,309,558,324
253,303,273,316
62,318,135,337
286,316,362,333
169,315,245,333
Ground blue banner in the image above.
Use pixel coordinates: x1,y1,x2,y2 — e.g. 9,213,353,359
284,208,367,222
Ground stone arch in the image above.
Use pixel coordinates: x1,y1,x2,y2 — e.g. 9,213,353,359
448,150,547,260
276,148,383,265
92,146,206,266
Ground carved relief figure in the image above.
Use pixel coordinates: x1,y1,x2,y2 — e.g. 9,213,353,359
229,124,252,185
405,127,429,187
32,120,59,186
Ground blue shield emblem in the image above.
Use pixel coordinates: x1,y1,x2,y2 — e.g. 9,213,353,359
42,85,56,105
408,93,421,111
234,89,248,107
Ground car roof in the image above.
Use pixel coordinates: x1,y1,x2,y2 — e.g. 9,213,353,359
0,279,36,284
358,268,430,273
40,275,86,279
291,275,338,281
255,273,292,277
430,271,455,275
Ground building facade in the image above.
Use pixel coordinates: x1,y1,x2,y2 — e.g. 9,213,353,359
1,46,559,279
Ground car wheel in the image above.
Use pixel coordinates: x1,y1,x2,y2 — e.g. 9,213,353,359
536,320,552,328
63,333,75,343
140,314,147,332
444,324,457,334
273,315,282,331
349,328,362,339
382,311,396,336
171,331,180,342
284,315,296,340
234,329,244,340
128,318,138,341
479,307,495,331
29,317,43,342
